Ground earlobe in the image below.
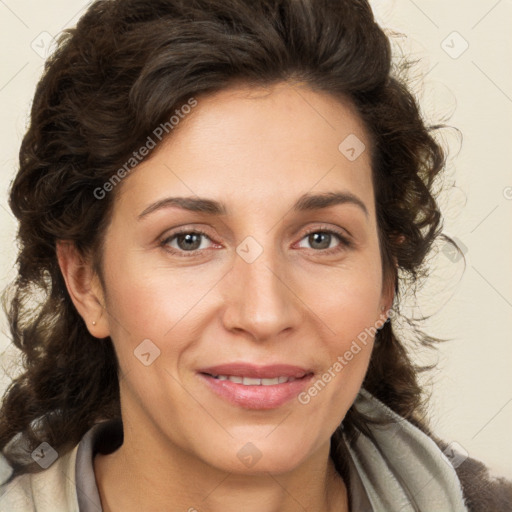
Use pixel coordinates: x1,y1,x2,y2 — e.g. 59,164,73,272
378,304,389,327
56,240,110,339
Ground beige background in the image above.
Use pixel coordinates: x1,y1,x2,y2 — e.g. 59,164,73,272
0,0,511,479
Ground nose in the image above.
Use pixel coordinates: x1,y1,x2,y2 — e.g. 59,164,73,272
220,240,303,342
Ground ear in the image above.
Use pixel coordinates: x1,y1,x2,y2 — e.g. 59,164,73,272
378,254,398,324
379,280,395,324
56,240,110,339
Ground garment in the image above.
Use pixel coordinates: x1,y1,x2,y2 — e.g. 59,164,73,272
0,389,469,511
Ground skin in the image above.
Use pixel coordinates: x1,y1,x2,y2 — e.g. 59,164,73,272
57,81,394,512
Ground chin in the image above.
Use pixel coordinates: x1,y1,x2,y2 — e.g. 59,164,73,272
198,436,318,476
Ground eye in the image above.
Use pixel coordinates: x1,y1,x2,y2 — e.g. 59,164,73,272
296,227,352,254
160,226,352,257
160,228,216,256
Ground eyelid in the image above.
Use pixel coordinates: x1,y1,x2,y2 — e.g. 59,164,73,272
300,224,351,241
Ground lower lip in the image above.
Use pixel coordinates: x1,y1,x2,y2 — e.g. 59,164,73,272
198,373,314,410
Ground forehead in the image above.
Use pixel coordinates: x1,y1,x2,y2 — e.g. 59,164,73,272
115,82,375,218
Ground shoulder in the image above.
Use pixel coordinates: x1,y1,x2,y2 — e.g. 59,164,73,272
435,440,512,512
353,389,512,511
346,389,468,510
0,445,80,512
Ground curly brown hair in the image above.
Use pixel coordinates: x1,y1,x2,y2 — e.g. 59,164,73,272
1,0,452,481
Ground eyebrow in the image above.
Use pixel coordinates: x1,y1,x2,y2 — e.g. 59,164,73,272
137,191,369,220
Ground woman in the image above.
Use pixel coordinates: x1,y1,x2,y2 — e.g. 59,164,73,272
0,0,510,510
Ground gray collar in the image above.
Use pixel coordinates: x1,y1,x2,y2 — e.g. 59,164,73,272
343,388,468,511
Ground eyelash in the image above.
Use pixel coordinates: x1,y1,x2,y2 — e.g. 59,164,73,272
159,225,352,258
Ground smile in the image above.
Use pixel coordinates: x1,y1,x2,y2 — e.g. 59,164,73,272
206,374,298,385
197,366,314,410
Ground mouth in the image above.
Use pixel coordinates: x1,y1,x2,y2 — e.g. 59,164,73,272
196,363,314,410
203,374,303,385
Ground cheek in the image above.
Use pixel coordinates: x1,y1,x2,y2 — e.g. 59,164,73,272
308,258,383,338
303,258,382,394
101,253,220,359
298,277,379,430
321,279,379,383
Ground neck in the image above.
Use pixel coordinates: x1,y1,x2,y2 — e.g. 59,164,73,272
94,415,349,512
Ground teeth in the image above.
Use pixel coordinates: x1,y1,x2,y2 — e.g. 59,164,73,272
210,374,297,385
243,377,261,385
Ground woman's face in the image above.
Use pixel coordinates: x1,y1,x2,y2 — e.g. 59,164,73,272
94,82,392,474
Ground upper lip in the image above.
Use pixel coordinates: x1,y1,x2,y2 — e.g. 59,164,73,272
198,363,313,379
